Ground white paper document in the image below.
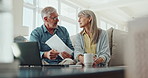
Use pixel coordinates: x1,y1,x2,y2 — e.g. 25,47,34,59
45,34,73,58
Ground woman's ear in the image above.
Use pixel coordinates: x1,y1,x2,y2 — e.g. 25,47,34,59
89,18,92,22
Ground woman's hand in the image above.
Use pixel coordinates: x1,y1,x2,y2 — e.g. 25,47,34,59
61,51,72,59
93,57,104,66
78,54,84,63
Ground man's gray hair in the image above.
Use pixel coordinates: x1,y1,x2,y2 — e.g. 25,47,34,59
41,6,57,20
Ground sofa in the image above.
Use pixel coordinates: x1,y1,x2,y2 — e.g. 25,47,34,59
70,27,127,66
107,28,127,66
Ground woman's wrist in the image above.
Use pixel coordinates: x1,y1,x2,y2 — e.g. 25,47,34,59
95,57,104,64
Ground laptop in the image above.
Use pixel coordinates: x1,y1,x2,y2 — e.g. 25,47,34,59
12,42,42,66
12,42,69,67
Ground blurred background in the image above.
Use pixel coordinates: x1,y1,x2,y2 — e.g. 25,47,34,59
13,0,148,37
0,0,148,78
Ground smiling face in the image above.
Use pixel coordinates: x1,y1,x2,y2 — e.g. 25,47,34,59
78,15,91,28
44,12,59,28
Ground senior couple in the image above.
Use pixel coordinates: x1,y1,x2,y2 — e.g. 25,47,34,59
30,6,110,67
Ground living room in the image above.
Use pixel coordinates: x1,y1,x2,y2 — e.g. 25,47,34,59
0,0,148,78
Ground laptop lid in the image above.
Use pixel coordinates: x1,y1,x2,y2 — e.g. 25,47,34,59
13,42,42,66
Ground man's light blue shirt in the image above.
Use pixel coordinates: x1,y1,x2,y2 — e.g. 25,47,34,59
30,25,74,64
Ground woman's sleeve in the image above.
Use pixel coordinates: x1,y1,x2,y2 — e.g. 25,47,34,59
98,30,111,64
74,34,85,61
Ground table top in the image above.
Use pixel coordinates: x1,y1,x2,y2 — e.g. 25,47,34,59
0,66,125,78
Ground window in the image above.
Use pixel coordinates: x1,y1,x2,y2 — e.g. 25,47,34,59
23,0,36,34
100,18,118,30
61,2,77,20
23,0,80,36
23,7,33,27
107,23,114,30
24,0,34,4
100,20,107,30
36,13,43,27
38,0,58,10
61,21,77,36
59,1,78,35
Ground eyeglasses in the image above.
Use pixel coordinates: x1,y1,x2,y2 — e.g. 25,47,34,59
50,16,58,20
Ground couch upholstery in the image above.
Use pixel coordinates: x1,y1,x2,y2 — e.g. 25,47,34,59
107,27,127,66
70,28,127,66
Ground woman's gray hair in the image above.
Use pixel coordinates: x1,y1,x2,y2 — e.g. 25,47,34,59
78,10,101,44
41,6,57,20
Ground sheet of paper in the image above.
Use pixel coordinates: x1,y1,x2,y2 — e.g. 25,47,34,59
45,34,73,58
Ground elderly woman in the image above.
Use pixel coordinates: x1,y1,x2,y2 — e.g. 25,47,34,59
74,10,110,67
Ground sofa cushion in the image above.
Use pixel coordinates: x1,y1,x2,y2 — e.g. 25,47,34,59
109,29,127,66
107,27,113,55
14,36,27,42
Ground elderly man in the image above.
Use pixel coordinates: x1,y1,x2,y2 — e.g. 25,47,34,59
30,6,74,64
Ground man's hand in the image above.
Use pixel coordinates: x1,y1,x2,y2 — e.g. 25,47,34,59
61,51,72,59
43,50,59,60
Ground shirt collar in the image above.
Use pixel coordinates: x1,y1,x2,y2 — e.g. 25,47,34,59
43,24,48,32
81,30,93,38
43,24,59,33
82,30,87,36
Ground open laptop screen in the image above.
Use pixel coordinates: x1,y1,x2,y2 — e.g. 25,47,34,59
13,42,42,66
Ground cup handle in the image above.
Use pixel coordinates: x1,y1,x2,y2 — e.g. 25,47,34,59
94,54,98,61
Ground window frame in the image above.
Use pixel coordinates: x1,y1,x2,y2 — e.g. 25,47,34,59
23,0,80,36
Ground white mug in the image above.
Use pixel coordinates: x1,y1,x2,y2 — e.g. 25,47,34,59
84,53,98,67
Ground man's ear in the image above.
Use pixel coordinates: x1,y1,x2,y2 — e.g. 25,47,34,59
44,17,48,21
